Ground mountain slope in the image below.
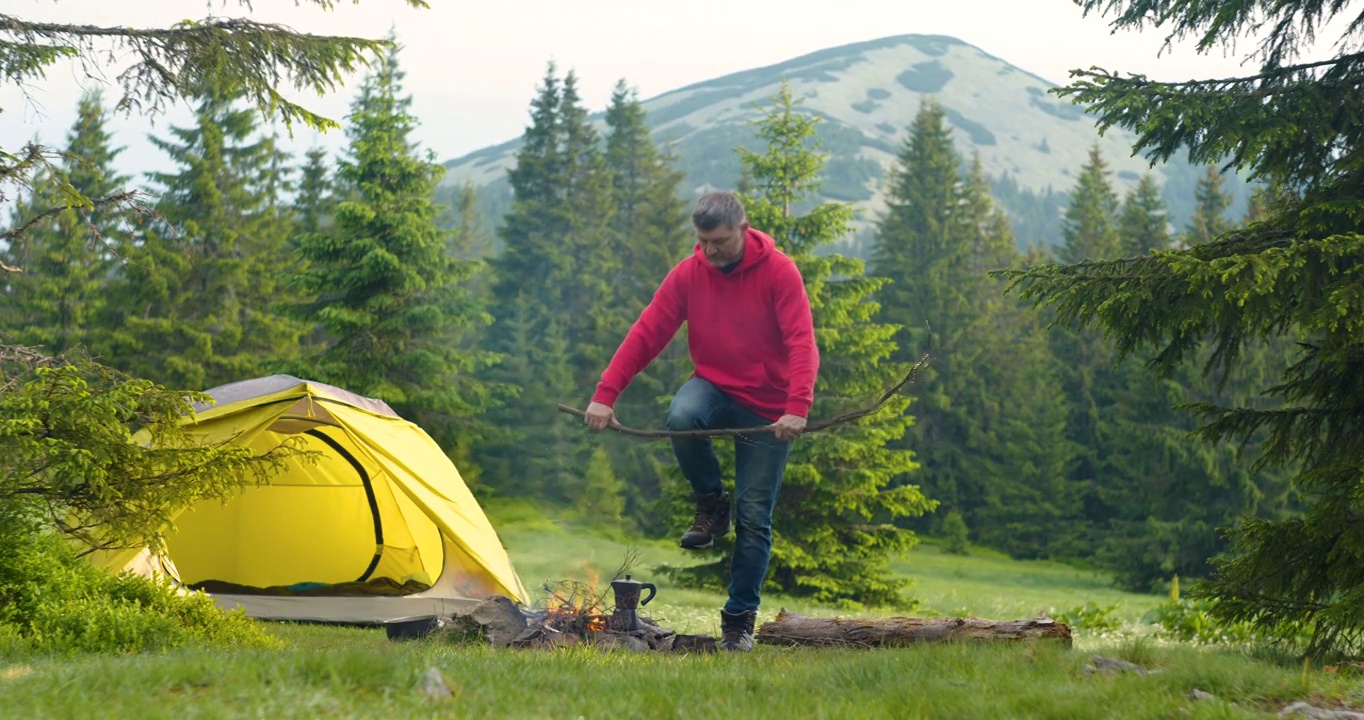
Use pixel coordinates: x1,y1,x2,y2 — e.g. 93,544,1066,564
440,34,1251,252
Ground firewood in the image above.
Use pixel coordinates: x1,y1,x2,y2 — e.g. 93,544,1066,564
754,609,1072,649
443,595,529,648
667,634,718,654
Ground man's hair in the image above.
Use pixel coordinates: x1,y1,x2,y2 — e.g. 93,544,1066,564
692,191,746,231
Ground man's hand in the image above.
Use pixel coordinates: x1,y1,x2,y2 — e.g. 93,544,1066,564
584,401,616,431
770,414,807,441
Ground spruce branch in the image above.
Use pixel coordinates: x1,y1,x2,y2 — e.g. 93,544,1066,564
556,354,929,439
0,189,146,273
1074,0,1364,68
1054,47,1364,186
1,189,139,243
1065,51,1364,93
0,13,403,131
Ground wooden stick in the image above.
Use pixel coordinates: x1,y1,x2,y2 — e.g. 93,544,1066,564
556,354,929,439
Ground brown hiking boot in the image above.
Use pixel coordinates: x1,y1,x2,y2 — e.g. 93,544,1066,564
720,609,756,652
679,491,731,549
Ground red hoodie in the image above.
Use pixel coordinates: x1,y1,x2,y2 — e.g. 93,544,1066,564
592,227,819,421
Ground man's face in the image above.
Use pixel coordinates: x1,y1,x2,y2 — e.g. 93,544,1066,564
696,222,748,267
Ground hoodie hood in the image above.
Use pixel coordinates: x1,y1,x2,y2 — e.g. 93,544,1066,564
693,227,775,275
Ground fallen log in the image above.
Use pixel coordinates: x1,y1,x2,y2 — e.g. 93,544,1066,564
755,609,1073,649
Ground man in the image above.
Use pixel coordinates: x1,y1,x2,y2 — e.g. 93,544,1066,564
583,190,819,652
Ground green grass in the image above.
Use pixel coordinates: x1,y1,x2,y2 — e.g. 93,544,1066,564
2,501,1360,719
2,624,1357,719
892,543,1164,624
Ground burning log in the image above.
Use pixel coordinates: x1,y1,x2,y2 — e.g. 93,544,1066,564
755,609,1073,649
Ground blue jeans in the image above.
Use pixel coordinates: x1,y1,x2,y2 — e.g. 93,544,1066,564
665,377,793,614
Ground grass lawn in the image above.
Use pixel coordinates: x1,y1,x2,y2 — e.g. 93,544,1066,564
890,543,1165,625
1,502,1359,719
4,625,1355,720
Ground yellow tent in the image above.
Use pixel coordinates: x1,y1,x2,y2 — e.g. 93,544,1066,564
92,375,529,625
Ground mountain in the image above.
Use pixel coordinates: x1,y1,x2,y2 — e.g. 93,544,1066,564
438,34,1253,253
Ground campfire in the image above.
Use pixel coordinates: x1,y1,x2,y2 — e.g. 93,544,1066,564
533,579,610,634
433,572,718,654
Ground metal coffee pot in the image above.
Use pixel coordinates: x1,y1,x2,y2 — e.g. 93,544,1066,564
610,574,657,611
609,574,657,632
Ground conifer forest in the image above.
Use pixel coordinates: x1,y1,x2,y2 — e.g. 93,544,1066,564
3,0,1363,663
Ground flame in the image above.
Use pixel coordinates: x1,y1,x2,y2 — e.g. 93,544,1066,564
535,575,611,636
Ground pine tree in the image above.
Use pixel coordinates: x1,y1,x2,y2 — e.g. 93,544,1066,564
481,63,586,498
1082,169,1293,590
1182,165,1233,247
444,181,496,336
869,98,969,369
952,161,1078,558
290,45,501,456
869,129,1077,557
965,317,1077,558
1093,171,1250,587
556,71,620,386
1118,174,1172,255
477,292,578,499
1059,144,1121,263
98,79,306,389
1,90,126,353
864,101,976,524
677,82,931,607
488,61,565,298
294,146,335,236
601,79,693,525
1032,159,1289,587
449,182,494,262
1006,0,1364,656
603,80,691,312
578,446,627,527
1045,147,1129,546
481,64,625,503
1031,145,1129,561
1088,346,1294,591
960,155,1020,277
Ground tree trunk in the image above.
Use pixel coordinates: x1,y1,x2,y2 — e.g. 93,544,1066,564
755,609,1072,648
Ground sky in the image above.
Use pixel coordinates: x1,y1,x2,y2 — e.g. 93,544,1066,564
0,0,1352,181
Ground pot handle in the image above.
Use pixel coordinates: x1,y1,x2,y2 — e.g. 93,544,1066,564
639,582,657,606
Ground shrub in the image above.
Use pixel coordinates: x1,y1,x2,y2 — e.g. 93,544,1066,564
1056,602,1123,634
0,512,277,655
940,510,971,555
1146,598,1262,645
0,342,300,556
0,342,295,654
